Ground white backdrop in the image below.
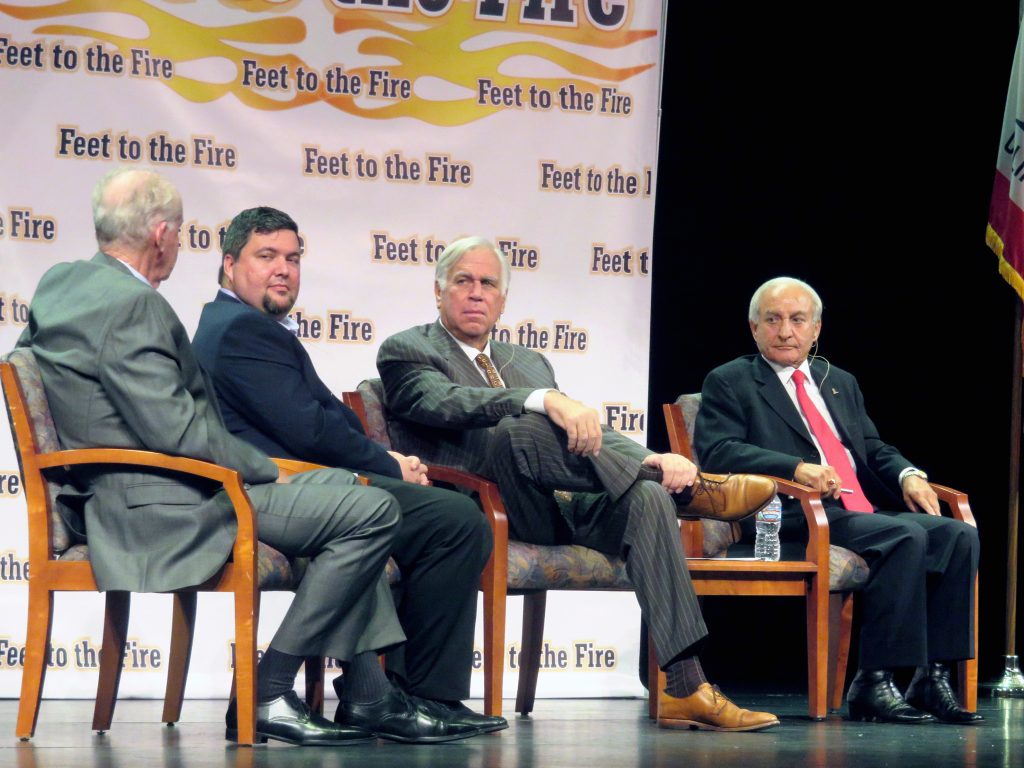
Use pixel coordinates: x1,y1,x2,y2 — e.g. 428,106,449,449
0,0,665,700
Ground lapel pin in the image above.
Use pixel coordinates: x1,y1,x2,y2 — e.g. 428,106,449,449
831,388,839,395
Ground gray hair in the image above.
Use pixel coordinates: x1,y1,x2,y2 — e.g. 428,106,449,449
435,236,511,295
749,276,823,323
92,167,182,250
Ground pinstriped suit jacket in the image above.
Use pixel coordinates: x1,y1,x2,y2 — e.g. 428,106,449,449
376,320,649,477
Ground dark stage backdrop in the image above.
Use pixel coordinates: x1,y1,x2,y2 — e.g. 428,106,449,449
650,3,1023,689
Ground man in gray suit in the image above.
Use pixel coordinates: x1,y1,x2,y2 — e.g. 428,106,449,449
16,168,476,746
378,236,779,732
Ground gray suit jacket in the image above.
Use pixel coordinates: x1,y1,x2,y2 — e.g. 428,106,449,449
18,253,278,592
376,321,648,476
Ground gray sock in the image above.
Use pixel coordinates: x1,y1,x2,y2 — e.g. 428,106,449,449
338,652,391,704
664,656,708,698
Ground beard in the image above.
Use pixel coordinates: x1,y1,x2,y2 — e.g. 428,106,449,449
262,291,296,318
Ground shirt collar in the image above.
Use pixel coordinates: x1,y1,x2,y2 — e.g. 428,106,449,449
114,258,151,287
220,287,299,335
763,355,813,385
440,319,492,360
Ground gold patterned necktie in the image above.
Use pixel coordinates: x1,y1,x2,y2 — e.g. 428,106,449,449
475,353,504,388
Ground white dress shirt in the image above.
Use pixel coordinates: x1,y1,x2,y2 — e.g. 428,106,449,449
765,356,919,485
440,321,550,413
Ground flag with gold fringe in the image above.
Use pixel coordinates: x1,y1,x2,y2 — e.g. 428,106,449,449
988,23,1024,300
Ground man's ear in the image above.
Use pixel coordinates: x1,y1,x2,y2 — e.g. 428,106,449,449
153,220,169,252
223,253,236,286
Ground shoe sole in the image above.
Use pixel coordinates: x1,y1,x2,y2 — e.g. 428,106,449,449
677,492,775,524
846,710,935,724
370,727,484,744
477,722,509,734
657,717,780,733
225,728,376,746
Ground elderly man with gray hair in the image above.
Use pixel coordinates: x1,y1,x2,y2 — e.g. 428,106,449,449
378,236,780,732
696,276,982,725
15,167,436,747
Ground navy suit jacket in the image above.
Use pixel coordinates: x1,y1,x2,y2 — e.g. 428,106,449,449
192,292,401,479
695,354,912,518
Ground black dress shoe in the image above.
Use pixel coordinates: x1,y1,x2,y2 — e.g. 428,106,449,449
846,669,935,724
906,663,984,724
225,690,375,746
422,700,509,733
335,683,480,743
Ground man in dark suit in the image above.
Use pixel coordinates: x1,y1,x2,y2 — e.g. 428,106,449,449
695,276,981,724
14,168,444,746
378,236,780,732
192,206,501,741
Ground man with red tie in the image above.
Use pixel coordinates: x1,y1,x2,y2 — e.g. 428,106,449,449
695,277,982,725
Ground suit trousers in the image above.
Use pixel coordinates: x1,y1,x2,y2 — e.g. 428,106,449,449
804,507,979,670
360,471,492,701
487,413,708,666
244,469,405,662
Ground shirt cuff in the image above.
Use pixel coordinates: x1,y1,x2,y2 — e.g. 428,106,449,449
524,388,552,414
899,467,928,485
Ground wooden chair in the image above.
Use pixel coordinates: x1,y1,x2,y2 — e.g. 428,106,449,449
343,378,657,718
666,394,978,714
1,350,320,745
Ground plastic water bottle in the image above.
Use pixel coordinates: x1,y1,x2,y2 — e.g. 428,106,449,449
754,495,783,561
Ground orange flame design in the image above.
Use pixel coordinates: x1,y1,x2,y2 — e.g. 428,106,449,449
0,0,657,125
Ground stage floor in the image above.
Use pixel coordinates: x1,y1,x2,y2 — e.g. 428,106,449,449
1,693,1021,768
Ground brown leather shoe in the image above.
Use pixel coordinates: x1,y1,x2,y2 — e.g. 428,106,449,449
677,473,776,522
658,684,779,732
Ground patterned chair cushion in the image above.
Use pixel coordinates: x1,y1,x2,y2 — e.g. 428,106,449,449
4,348,74,554
61,543,404,592
356,379,394,450
674,393,870,593
507,541,631,591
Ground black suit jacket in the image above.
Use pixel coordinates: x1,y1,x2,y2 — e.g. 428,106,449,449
192,292,401,479
695,355,912,518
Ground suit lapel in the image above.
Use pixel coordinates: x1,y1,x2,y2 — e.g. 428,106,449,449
428,321,486,386
754,357,815,447
811,360,866,461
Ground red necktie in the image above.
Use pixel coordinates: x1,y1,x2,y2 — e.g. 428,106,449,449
791,369,873,512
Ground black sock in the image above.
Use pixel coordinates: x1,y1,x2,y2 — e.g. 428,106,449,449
338,652,391,704
664,655,707,698
256,647,303,701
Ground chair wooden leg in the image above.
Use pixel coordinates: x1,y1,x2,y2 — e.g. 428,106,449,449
481,552,506,717
93,591,130,732
232,588,259,746
162,593,197,725
646,630,659,720
958,575,979,711
515,592,547,715
304,656,325,715
828,592,855,712
16,583,54,740
806,578,828,720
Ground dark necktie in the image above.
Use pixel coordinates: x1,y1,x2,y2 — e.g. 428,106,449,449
791,369,872,512
475,353,504,388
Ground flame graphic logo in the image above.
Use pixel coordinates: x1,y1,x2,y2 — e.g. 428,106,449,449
0,0,656,126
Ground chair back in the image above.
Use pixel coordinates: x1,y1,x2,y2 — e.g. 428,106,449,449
1,349,74,555
666,393,739,558
348,378,394,450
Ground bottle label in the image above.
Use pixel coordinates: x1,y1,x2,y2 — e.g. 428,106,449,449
757,509,782,523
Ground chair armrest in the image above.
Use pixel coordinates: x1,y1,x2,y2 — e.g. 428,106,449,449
928,483,977,528
771,476,830,565
36,447,259,557
271,457,327,477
